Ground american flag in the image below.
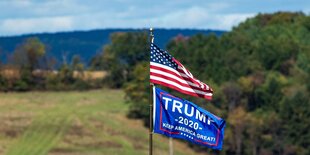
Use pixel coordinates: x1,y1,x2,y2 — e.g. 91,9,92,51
150,43,213,100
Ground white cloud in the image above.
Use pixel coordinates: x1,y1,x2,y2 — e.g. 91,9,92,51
205,2,231,12
0,16,73,36
0,4,255,36
0,0,307,36
0,0,89,19
10,0,32,8
146,6,254,30
213,13,255,30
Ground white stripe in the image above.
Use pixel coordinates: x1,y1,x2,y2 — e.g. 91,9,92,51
177,66,210,90
151,62,198,80
150,68,202,89
177,66,190,77
178,73,210,90
179,73,187,77
151,62,189,81
151,62,211,90
151,62,191,79
151,62,180,75
150,76,213,96
151,62,190,81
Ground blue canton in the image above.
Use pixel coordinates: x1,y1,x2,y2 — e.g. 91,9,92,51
150,44,178,69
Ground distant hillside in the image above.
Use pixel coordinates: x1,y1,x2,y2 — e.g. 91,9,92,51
0,29,225,65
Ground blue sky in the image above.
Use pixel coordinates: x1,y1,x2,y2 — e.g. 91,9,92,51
0,0,309,36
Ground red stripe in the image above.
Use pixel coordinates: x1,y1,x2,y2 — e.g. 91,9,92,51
151,65,193,82
150,79,212,100
176,67,211,91
150,72,207,92
173,58,212,91
151,65,212,93
151,64,195,82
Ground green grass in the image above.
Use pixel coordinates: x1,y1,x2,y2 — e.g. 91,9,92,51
0,89,202,155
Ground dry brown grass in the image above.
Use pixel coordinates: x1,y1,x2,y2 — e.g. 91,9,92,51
0,66,20,79
0,90,207,155
0,68,107,81
73,71,107,80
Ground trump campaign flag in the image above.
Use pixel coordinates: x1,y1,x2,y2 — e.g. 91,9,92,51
150,43,213,100
153,87,225,150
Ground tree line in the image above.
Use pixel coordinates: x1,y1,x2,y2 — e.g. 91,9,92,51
0,11,309,155
101,12,310,155
0,37,106,91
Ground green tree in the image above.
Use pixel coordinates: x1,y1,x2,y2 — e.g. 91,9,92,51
102,32,148,88
227,107,248,155
280,91,310,155
13,37,46,71
120,12,310,155
0,74,8,91
89,54,105,70
124,62,150,125
252,72,287,111
11,37,46,90
71,55,84,78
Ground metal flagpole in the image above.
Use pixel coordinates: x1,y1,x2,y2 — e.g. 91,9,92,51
169,137,174,155
149,27,154,155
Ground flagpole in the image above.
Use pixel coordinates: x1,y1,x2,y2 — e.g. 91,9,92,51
169,137,174,155
149,27,154,155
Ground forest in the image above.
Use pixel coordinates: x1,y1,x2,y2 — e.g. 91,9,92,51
0,12,310,155
105,12,310,155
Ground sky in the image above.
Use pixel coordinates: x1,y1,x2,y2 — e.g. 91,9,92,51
0,0,309,36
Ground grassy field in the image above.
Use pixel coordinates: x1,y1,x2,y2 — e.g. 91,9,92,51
0,89,203,155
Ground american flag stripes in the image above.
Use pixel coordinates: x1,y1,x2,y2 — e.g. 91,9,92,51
150,43,213,100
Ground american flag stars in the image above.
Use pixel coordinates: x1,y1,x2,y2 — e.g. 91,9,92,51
150,43,213,100
150,44,177,69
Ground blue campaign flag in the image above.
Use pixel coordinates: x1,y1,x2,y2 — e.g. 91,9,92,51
153,87,226,150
